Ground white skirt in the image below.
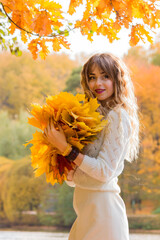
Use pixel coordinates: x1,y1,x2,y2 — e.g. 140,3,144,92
69,186,129,240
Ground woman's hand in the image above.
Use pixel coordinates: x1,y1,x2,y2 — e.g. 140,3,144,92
66,169,75,181
44,119,68,153
44,118,84,167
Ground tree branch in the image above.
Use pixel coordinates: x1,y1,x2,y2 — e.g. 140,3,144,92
0,2,77,39
1,3,39,36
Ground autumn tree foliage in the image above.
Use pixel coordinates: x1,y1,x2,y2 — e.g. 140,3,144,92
1,157,46,223
0,111,35,159
64,66,82,95
119,50,160,206
0,52,77,116
0,0,160,59
134,62,160,197
0,157,13,218
0,156,76,225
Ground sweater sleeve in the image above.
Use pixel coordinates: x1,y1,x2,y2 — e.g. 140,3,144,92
65,170,76,187
78,109,132,183
65,180,75,187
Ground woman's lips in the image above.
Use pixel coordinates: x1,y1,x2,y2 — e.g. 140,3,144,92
95,89,105,94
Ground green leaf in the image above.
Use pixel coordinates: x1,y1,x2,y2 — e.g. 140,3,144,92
17,50,22,56
3,43,7,50
0,29,5,35
57,29,62,34
13,37,17,42
0,11,6,18
64,30,69,37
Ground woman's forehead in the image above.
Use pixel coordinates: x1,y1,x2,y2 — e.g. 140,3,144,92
89,64,105,74
88,63,107,74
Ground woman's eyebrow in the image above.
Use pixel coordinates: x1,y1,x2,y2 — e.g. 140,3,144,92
89,71,106,75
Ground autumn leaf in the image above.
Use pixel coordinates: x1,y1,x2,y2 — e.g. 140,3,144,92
39,39,50,60
51,38,62,52
28,39,39,60
21,31,28,43
129,24,153,46
31,11,52,36
68,0,83,15
59,37,70,50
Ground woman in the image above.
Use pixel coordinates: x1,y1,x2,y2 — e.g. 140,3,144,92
44,53,139,240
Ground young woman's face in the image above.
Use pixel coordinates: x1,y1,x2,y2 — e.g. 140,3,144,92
88,64,114,103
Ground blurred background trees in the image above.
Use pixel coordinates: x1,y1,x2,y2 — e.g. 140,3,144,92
0,43,160,228
0,111,34,159
0,52,78,227
0,52,77,116
64,66,82,95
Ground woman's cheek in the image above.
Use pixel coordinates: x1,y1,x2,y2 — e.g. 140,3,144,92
88,82,94,91
107,80,114,89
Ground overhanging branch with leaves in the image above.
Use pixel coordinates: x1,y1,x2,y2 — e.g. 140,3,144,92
0,0,160,59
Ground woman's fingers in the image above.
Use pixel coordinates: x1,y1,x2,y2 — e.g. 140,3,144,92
43,120,67,152
49,118,57,132
58,124,63,132
50,118,55,131
48,118,51,130
44,119,57,138
46,118,53,133
43,131,48,142
44,128,47,135
49,117,54,130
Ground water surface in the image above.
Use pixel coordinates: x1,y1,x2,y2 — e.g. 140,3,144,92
0,231,160,240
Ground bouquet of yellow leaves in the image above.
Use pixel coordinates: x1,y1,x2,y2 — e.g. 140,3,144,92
26,92,107,185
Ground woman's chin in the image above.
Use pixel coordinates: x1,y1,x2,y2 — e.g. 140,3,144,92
97,95,108,102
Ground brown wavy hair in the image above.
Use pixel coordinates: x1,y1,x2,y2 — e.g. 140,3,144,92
81,53,139,162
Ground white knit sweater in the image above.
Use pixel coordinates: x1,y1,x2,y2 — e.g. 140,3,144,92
65,107,132,193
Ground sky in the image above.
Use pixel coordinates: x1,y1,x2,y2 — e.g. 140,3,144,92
58,28,150,60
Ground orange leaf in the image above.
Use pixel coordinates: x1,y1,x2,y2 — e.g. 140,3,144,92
39,39,50,60
68,0,83,15
59,37,70,50
28,39,39,60
52,38,62,52
21,31,28,43
31,11,52,36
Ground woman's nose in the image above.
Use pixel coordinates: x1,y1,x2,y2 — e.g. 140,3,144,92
96,77,102,85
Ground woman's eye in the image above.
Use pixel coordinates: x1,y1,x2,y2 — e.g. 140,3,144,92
88,76,95,81
104,74,109,79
